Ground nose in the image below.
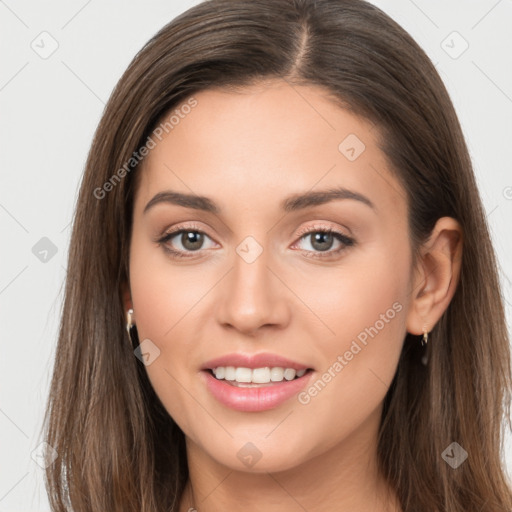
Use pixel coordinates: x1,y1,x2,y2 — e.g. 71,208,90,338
216,244,291,336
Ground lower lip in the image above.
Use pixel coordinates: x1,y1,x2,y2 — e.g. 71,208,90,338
201,370,313,412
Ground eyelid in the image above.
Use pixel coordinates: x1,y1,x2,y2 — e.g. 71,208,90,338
293,222,352,239
158,221,350,243
158,221,214,240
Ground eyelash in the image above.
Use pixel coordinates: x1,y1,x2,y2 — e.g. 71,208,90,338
156,222,355,260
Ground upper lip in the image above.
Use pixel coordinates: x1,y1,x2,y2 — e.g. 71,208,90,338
201,352,312,371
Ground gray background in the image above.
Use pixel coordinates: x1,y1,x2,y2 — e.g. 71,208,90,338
1,0,511,509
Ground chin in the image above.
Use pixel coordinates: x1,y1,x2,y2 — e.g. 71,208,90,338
200,435,312,474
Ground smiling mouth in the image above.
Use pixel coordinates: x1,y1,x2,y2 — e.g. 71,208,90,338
206,366,314,386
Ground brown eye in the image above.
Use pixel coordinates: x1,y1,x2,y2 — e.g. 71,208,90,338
309,231,335,252
293,227,355,259
157,227,217,259
178,231,205,251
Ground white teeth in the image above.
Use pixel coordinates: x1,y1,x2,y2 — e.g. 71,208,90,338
213,367,225,379
224,366,236,381
235,367,252,382
283,368,296,380
211,366,308,383
270,367,284,381
252,367,271,383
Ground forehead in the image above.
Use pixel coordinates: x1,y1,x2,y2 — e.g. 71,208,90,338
134,80,407,222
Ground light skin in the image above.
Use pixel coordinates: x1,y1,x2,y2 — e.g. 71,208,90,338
122,79,462,512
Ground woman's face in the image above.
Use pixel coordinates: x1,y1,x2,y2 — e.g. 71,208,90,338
127,79,415,472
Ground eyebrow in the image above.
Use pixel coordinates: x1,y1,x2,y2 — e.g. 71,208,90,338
143,186,376,215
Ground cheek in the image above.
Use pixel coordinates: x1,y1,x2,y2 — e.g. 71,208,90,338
128,231,207,341
291,237,409,414
127,234,202,420
291,235,410,350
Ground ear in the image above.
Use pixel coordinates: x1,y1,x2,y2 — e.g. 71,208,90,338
406,216,463,335
121,280,133,316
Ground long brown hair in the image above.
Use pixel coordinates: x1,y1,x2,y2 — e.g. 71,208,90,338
41,0,512,510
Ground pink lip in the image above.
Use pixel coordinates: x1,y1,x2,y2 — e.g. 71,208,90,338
200,352,312,371
201,369,314,412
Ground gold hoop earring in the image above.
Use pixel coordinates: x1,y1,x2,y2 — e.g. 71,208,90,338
421,330,428,346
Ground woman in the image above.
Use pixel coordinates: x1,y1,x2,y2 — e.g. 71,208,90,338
42,0,512,510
